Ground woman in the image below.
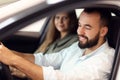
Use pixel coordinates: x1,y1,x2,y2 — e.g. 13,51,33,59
9,10,78,78
35,10,78,54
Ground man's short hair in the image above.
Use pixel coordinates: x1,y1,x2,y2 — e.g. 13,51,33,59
83,8,111,27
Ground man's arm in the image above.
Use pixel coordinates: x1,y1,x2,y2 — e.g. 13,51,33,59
12,50,34,63
12,55,44,80
0,44,44,80
10,50,35,78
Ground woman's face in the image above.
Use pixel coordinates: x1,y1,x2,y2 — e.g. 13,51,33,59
54,12,70,33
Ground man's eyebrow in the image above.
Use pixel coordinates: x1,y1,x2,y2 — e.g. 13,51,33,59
78,22,92,28
84,24,92,28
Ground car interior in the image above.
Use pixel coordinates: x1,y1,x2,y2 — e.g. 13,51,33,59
0,7,120,80
108,15,120,80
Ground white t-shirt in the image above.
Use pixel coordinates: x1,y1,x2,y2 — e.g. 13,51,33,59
34,41,115,80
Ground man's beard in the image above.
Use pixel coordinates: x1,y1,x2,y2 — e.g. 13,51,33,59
78,32,100,49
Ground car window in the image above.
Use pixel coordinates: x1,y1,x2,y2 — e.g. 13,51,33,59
20,9,82,35
20,18,46,32
75,9,83,18
20,9,83,33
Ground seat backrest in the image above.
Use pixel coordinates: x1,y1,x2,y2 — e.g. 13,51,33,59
107,16,120,49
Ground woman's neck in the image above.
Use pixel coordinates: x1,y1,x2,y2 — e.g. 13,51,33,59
60,32,68,39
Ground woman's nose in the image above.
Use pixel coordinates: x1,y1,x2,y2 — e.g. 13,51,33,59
59,18,63,23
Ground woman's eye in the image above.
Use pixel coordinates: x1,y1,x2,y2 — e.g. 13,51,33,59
55,16,59,19
63,17,68,20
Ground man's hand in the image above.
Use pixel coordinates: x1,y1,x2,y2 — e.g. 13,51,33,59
0,42,43,80
9,66,27,78
0,42,18,65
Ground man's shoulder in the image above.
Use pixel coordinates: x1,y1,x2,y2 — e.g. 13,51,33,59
67,41,80,50
71,41,79,46
104,41,115,53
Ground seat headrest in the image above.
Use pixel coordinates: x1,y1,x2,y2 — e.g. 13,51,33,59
107,16,120,48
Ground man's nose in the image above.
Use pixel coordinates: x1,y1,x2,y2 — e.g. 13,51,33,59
77,27,85,35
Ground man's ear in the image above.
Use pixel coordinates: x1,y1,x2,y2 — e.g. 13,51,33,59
100,26,108,37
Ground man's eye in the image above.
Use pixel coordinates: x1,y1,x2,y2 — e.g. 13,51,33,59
85,26,91,30
78,24,81,27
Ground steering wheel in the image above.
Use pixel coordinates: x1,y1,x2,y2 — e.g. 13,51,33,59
0,63,13,80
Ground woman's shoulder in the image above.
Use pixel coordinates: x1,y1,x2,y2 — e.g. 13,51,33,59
62,34,78,46
68,34,78,41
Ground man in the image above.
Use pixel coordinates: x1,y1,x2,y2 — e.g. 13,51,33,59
0,8,115,80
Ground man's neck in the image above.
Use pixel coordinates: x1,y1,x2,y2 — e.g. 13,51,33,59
83,39,105,56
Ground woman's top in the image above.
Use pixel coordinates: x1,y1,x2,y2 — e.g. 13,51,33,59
35,34,78,54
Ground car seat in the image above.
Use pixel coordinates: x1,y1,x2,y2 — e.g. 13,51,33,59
107,16,120,49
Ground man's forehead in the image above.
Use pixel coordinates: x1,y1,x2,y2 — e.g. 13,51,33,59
79,11,100,21
78,11,101,26
80,11,100,17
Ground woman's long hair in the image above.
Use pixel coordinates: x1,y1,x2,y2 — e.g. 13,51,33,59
36,10,78,53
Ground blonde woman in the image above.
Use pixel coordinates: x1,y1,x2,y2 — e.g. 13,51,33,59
8,10,78,79
35,10,78,54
